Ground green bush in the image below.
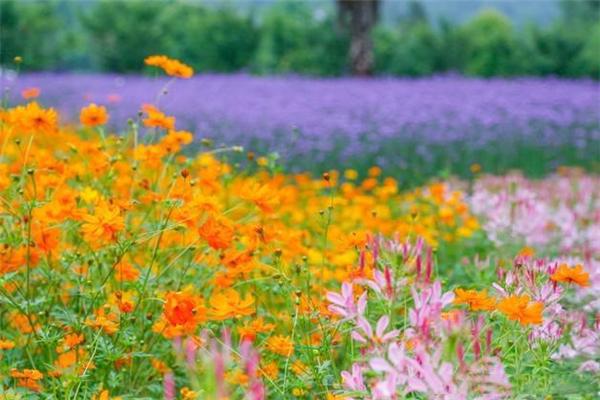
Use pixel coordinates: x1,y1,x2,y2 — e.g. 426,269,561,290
0,0,597,79
374,22,440,76
459,9,521,77
81,0,176,73
0,0,67,70
253,2,348,76
166,6,258,73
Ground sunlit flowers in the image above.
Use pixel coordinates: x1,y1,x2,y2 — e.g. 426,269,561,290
265,335,294,357
142,104,176,130
145,54,194,78
10,369,44,392
497,294,543,326
9,101,58,134
454,288,496,311
156,289,207,338
198,216,235,250
209,288,255,320
550,263,590,287
80,103,109,127
81,203,125,244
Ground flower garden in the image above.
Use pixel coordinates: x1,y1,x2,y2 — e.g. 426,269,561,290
0,57,598,399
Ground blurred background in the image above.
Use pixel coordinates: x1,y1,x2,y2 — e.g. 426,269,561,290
1,0,599,77
1,0,599,185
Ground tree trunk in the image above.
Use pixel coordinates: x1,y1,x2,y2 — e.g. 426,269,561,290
337,0,380,76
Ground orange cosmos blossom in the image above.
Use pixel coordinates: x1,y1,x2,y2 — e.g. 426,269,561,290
0,339,15,350
237,181,280,214
198,216,235,250
21,87,40,99
9,102,58,135
145,54,194,78
81,203,125,244
142,104,175,130
550,263,590,287
209,288,255,320
238,317,276,341
10,369,43,392
114,260,140,282
160,129,194,153
154,289,207,338
497,294,543,326
85,308,119,335
80,103,109,127
454,288,496,311
266,335,294,357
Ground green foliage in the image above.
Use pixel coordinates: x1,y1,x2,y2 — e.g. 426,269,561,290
459,9,521,77
81,0,174,73
0,0,598,78
0,0,67,70
165,6,259,73
253,2,348,75
374,22,440,76
574,23,600,78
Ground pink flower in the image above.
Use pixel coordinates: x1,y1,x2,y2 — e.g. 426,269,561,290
163,372,175,400
352,315,400,346
327,282,367,319
341,363,367,392
578,360,600,373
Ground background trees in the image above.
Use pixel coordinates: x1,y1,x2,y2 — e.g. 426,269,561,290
0,0,598,78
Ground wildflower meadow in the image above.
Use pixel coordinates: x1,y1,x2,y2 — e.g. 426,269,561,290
0,54,598,400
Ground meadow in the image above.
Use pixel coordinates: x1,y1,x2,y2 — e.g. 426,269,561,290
0,56,598,399
8,72,599,185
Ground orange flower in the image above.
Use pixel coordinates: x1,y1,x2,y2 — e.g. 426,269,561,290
238,317,275,341
10,369,43,392
32,224,60,254
157,290,207,337
80,103,109,127
81,203,125,244
109,291,135,313
517,246,535,258
9,102,58,134
142,104,175,130
164,59,194,78
209,288,255,320
85,308,119,335
145,55,170,68
21,87,40,99
454,288,496,311
550,263,590,287
0,339,15,350
238,181,280,214
114,261,140,282
266,335,294,357
59,333,84,352
145,55,194,78
198,216,234,250
497,294,543,326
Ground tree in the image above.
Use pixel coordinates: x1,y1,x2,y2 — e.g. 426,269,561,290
336,0,380,75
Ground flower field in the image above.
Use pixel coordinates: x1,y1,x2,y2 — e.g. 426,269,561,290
0,57,598,399
7,72,599,185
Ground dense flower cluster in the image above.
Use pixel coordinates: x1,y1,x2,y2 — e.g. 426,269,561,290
6,73,599,181
0,57,597,398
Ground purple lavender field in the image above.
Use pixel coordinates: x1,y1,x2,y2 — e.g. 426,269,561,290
7,73,600,182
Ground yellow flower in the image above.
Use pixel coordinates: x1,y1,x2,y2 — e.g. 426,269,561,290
266,335,294,357
81,203,125,244
209,288,255,320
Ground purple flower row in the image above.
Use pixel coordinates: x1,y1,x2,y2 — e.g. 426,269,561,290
5,73,599,172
